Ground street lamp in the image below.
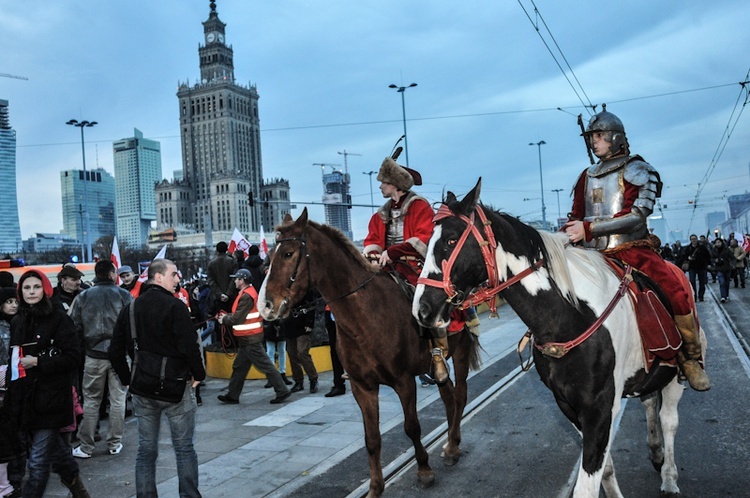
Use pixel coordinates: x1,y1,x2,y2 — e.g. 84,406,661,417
66,119,97,262
529,140,547,231
388,82,417,166
363,171,377,213
552,188,564,225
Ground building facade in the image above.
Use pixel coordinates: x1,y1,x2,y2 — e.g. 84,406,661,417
113,128,162,248
60,168,116,248
322,169,353,240
154,2,289,243
261,178,292,232
0,99,23,254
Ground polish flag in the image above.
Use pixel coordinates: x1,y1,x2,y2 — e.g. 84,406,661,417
138,244,168,282
10,345,26,381
259,225,269,260
110,236,122,285
228,227,251,259
743,234,750,254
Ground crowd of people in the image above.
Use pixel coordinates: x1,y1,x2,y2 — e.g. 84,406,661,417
0,237,347,496
661,231,749,303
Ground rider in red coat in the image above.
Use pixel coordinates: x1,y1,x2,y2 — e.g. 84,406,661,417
364,156,460,383
563,106,710,391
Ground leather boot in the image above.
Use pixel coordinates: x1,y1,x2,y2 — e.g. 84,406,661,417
674,314,711,391
431,336,450,384
61,474,91,498
281,373,293,386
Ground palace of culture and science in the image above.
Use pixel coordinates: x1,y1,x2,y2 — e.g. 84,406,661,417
154,1,290,243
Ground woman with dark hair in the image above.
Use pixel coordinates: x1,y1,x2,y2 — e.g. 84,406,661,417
5,270,90,497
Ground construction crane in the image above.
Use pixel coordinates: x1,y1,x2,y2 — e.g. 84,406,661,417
337,149,362,178
0,73,29,81
313,163,342,178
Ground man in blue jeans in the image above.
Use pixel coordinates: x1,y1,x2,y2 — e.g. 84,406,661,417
110,259,206,497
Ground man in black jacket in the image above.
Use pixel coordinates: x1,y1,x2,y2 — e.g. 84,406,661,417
681,234,711,302
109,259,206,498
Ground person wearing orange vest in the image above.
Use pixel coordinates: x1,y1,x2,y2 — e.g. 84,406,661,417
216,269,291,405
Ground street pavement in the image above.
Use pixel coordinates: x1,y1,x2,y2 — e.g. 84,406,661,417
41,276,749,497
43,309,526,498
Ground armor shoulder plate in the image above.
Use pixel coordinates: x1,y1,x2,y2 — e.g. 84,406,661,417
624,156,661,213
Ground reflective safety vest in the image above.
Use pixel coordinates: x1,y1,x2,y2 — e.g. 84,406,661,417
230,285,263,337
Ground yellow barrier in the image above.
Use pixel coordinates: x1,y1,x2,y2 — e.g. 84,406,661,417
205,345,333,379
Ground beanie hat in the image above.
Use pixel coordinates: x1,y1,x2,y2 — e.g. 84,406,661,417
376,157,422,192
0,286,17,305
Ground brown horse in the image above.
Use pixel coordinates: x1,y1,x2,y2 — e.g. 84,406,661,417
258,209,481,497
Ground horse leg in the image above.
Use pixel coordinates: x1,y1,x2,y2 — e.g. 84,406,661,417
349,380,385,497
573,398,622,498
393,376,435,487
601,452,624,498
439,333,470,466
658,377,684,497
642,391,664,471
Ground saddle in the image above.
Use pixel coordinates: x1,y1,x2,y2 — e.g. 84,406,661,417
604,258,682,372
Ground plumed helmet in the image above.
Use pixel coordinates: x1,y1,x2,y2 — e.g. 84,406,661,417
583,104,629,156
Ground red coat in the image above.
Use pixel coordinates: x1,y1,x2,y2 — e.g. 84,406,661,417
364,192,434,285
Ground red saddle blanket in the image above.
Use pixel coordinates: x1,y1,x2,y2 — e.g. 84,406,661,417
606,259,686,372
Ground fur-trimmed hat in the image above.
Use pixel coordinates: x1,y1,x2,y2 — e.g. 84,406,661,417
377,157,422,191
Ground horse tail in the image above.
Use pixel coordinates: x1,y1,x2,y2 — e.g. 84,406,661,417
466,330,483,371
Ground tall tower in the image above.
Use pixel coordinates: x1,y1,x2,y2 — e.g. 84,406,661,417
113,128,162,248
322,168,353,240
0,100,22,254
174,0,263,234
60,168,116,248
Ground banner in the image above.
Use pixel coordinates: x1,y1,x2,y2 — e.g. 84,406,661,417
138,244,168,282
110,236,122,285
259,225,269,260
228,227,251,259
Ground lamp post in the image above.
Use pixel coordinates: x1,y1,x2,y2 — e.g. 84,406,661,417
552,188,564,228
388,82,417,166
363,171,377,213
66,119,97,262
529,140,547,231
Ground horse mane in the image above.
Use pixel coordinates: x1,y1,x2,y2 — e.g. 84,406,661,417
300,219,378,274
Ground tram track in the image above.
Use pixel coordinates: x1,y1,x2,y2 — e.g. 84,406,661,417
347,362,529,498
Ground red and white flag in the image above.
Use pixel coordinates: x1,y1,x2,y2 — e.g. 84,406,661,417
10,345,26,381
742,234,750,254
259,225,269,259
110,236,122,285
228,227,251,259
138,244,168,283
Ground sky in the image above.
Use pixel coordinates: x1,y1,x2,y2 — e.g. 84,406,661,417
2,0,749,243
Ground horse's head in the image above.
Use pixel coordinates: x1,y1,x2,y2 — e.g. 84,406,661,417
258,208,313,320
414,178,490,328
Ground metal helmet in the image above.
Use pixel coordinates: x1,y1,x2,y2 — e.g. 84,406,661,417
583,104,629,157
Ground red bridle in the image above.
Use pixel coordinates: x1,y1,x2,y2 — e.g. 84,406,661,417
417,204,545,315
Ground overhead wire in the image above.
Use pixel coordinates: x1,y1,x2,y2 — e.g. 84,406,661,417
687,68,750,233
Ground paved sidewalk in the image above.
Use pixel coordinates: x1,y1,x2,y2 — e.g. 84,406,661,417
43,308,526,497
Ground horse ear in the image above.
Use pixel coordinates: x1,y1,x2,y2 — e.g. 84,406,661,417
458,178,482,213
283,213,293,223
294,207,309,229
445,191,457,203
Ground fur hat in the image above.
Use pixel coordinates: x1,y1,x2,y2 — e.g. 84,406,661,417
377,157,422,191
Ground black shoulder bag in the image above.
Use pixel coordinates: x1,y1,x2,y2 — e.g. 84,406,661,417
128,302,190,403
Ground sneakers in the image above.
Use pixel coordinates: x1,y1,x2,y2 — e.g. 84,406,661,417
72,446,91,459
309,379,319,394
217,394,239,404
270,390,292,404
720,298,726,303
419,374,436,388
109,443,123,455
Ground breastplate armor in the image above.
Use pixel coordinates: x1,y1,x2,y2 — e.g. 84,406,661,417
583,158,649,250
386,207,405,248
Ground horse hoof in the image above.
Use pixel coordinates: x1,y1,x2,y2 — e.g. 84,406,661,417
442,452,460,466
659,491,680,498
417,470,435,488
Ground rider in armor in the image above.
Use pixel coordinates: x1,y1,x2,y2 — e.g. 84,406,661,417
564,105,710,391
364,156,459,383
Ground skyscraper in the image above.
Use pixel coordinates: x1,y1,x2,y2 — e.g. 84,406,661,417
156,1,277,239
60,168,116,248
113,128,162,248
0,99,23,254
322,169,353,240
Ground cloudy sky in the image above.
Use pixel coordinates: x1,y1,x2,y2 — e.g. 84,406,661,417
2,0,749,243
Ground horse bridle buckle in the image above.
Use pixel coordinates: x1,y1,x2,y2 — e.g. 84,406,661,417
541,344,569,359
